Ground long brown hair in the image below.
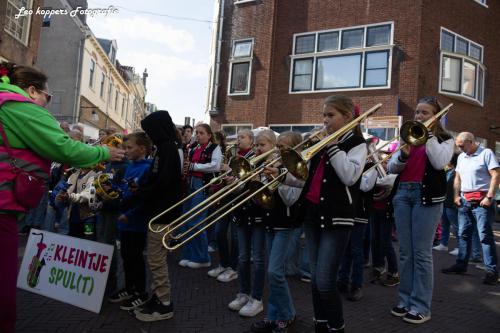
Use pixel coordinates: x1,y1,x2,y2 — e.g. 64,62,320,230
195,123,215,144
323,94,362,137
417,96,448,139
0,62,48,90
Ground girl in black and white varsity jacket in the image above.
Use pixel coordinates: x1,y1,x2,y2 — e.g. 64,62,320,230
269,95,367,333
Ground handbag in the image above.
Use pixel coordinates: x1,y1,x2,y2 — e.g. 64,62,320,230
0,123,47,209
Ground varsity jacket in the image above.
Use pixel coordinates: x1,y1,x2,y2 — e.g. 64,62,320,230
188,142,222,193
287,130,367,228
388,132,454,206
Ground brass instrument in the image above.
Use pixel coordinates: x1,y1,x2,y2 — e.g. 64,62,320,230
363,103,453,174
148,147,278,234
93,173,120,201
281,103,383,181
366,140,393,201
160,104,382,250
224,143,238,163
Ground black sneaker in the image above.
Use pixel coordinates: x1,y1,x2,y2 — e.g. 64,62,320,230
483,272,499,285
120,293,148,310
347,287,363,301
370,267,386,283
108,289,133,303
300,275,311,283
442,264,467,275
273,317,295,333
403,311,431,324
381,274,400,287
390,306,408,317
134,295,174,322
337,281,349,294
250,318,276,333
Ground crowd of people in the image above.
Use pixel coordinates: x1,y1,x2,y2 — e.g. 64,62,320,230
1,62,499,333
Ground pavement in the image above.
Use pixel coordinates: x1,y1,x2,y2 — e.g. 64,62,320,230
16,223,500,333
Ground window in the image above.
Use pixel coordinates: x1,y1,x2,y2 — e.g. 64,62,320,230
115,91,119,110
439,28,485,105
269,124,320,134
4,0,33,45
100,73,106,98
221,124,252,138
228,39,254,95
108,82,113,106
89,60,95,88
290,22,393,93
121,96,126,118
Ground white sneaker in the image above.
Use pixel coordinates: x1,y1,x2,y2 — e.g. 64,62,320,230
187,261,211,269
475,263,487,271
208,266,227,278
449,248,459,256
238,297,263,317
208,245,216,253
433,244,448,251
228,293,249,311
178,259,190,267
217,268,238,282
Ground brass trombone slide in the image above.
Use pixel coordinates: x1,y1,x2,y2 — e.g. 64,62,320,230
150,148,279,235
163,169,288,251
148,168,233,232
362,103,453,175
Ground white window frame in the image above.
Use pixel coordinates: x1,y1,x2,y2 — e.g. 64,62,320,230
221,123,253,137
89,59,96,88
289,21,394,94
439,28,485,106
234,0,257,5
269,124,322,134
473,0,488,8
4,0,33,45
228,38,254,96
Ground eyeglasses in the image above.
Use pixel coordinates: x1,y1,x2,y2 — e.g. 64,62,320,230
37,89,52,103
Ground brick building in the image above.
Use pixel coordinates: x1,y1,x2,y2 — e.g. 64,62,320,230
0,0,44,65
207,0,499,154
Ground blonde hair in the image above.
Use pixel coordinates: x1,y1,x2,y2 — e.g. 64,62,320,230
255,129,276,146
278,131,302,148
238,128,254,142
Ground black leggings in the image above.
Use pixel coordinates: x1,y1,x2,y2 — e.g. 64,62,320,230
120,231,146,293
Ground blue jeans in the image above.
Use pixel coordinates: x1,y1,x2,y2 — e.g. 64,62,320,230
19,191,49,230
456,199,498,274
339,223,366,288
393,182,442,316
285,227,310,278
441,206,481,258
266,229,295,321
370,209,398,274
43,205,69,235
181,177,210,264
303,202,350,329
215,214,238,269
237,224,266,300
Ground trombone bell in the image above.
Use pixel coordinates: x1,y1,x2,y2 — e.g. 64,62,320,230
400,120,429,146
280,149,309,181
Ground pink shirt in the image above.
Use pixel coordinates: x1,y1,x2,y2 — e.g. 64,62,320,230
400,145,427,182
189,143,208,178
305,153,327,204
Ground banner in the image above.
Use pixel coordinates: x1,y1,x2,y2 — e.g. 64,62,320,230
17,229,114,313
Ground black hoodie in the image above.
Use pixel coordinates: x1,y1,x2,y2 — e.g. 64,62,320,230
136,111,182,225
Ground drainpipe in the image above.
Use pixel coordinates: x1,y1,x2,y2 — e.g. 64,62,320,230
73,34,87,124
209,0,224,117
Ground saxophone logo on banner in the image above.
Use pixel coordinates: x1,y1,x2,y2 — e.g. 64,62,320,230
17,229,114,313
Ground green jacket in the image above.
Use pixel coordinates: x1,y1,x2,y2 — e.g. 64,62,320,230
0,81,109,167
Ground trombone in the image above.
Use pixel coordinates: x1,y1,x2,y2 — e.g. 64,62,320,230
363,103,453,175
163,103,382,250
281,103,383,180
148,147,278,234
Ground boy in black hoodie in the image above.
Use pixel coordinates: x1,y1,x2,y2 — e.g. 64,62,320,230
131,111,183,322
